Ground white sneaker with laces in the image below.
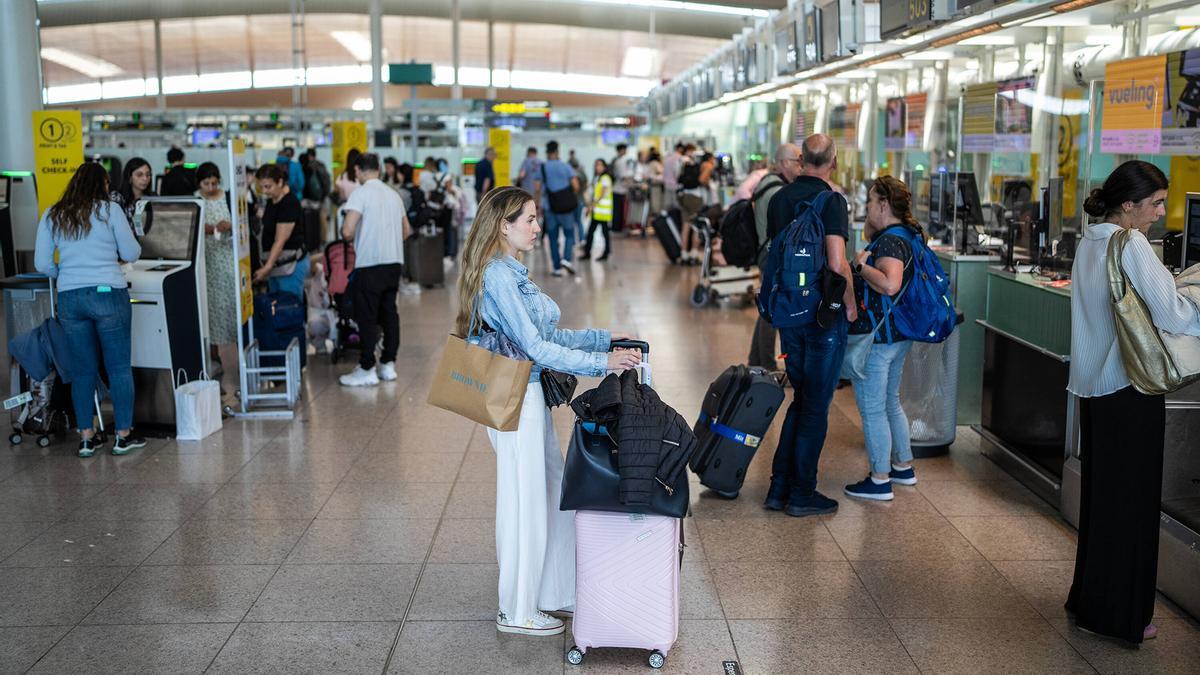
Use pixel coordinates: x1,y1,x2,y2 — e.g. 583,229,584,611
376,362,398,381
496,610,564,636
339,366,380,387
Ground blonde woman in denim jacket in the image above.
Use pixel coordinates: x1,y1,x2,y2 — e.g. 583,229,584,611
454,186,641,638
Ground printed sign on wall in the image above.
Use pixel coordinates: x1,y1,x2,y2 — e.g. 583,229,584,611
962,83,998,153
1101,55,1165,154
1160,48,1200,155
905,93,927,150
994,77,1035,153
331,121,369,176
884,97,906,151
31,110,84,217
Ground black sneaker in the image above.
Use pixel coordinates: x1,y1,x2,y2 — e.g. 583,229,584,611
112,434,147,456
78,437,104,458
785,490,839,517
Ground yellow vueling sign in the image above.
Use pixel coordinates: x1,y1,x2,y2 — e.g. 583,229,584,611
32,111,84,217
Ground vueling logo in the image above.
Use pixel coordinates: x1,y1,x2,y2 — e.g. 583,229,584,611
1109,80,1158,111
450,371,487,393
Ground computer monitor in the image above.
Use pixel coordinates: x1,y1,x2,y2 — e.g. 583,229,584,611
954,172,987,253
140,200,201,261
1184,193,1200,270
1042,177,1064,244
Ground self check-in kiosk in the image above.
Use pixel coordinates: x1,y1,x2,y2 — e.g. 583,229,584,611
126,197,209,432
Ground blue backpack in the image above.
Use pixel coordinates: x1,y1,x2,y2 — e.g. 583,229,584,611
757,191,834,328
868,225,957,343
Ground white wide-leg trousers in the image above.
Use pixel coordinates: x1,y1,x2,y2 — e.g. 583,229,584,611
487,382,576,625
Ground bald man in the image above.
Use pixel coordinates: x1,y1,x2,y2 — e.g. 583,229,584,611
761,133,857,518
747,143,803,370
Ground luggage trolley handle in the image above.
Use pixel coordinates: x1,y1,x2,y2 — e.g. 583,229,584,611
609,339,651,386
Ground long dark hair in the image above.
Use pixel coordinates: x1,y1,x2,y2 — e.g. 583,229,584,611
870,175,926,241
344,148,361,182
48,162,111,240
118,156,152,205
1083,160,1168,220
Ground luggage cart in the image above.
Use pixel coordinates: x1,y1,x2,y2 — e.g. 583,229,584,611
688,213,759,308
3,273,106,446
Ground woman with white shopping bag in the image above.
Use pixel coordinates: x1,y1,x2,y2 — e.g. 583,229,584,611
1066,160,1200,644
453,187,640,637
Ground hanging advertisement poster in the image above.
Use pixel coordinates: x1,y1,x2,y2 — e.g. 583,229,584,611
994,77,1035,152
829,104,860,146
884,97,907,150
1057,89,1085,219
793,108,808,144
905,93,927,150
31,111,84,217
1161,48,1200,155
1101,55,1165,154
487,128,512,187
962,83,997,153
330,121,368,177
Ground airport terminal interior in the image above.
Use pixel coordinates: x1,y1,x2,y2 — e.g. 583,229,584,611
2,0,1200,673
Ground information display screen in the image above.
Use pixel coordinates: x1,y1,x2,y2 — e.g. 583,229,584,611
821,0,841,60
776,24,798,75
802,10,822,66
880,0,934,40
141,201,200,261
1185,195,1200,270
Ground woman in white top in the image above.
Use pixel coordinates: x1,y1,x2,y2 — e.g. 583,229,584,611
1066,160,1200,644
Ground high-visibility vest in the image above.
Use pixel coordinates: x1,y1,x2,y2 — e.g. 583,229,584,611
592,175,613,222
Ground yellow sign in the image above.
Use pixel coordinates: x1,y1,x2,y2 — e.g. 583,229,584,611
228,139,254,324
1057,89,1084,218
331,121,368,176
31,110,84,217
491,101,551,115
1101,55,1165,154
962,82,997,153
1167,156,1200,233
488,128,512,188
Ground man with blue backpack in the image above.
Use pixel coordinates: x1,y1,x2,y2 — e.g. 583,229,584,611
757,134,858,517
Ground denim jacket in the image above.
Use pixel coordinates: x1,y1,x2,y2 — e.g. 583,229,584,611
474,255,610,383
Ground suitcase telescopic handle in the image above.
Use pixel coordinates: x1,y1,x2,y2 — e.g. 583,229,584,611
609,339,649,355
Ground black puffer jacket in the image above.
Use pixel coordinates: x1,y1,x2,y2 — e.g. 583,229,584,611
571,369,697,506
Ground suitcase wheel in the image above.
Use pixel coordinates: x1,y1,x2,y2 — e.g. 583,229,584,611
37,435,51,448
689,284,708,308
567,646,584,666
9,432,22,446
649,650,666,669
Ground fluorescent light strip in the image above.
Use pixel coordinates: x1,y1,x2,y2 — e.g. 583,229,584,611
575,0,769,17
41,47,124,79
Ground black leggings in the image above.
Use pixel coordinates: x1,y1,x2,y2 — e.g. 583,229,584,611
585,218,611,256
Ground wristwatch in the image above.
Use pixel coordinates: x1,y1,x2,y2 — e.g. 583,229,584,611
852,261,864,275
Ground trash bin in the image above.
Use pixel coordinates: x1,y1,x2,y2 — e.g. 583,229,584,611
899,317,963,457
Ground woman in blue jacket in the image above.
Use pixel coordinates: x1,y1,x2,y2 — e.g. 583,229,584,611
453,186,640,638
35,162,145,458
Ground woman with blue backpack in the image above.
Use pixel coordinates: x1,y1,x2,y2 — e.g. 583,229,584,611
842,176,924,501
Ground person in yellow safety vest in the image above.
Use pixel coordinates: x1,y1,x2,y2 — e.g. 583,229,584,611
580,159,614,261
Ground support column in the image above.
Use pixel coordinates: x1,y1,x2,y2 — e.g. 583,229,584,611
487,20,496,100
154,18,166,109
370,0,384,130
0,0,44,260
451,0,462,100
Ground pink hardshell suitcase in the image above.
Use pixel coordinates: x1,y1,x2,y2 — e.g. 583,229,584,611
567,510,682,669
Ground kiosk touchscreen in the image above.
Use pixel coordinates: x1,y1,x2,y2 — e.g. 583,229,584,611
1185,193,1200,270
126,198,209,433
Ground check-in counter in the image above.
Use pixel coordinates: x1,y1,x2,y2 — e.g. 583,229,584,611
977,266,1200,621
934,249,1000,425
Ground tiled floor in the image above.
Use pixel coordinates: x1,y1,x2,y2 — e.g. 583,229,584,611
3,236,1198,674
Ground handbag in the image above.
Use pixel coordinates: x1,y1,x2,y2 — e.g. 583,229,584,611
539,369,577,408
559,420,690,518
174,370,222,441
1107,228,1200,395
427,304,533,430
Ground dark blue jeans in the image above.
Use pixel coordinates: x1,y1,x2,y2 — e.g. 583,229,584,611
57,287,134,432
770,317,848,497
543,210,577,271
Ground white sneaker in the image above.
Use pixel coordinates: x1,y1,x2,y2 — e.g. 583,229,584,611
496,610,564,636
339,366,379,387
551,269,564,277
376,362,398,381
400,283,422,296
561,261,576,276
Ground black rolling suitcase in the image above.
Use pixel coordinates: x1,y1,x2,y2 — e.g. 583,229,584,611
404,228,445,288
651,209,683,264
689,365,785,498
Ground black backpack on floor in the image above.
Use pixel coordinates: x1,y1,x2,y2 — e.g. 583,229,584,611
719,175,781,268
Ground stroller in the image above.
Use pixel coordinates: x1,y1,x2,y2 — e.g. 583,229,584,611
689,205,759,308
323,239,362,364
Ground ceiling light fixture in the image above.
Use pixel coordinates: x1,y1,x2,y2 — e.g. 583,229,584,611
622,47,659,78
930,22,1005,49
331,31,374,63
862,53,903,69
40,47,124,79
575,0,769,18
1051,0,1106,13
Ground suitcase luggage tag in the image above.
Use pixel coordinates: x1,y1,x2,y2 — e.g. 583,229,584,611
696,412,762,448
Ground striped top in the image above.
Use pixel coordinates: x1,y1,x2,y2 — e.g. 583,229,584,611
1067,222,1200,398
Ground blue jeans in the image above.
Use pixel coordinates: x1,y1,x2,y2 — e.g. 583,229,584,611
770,318,848,497
267,255,310,300
57,287,134,432
573,202,586,242
543,210,577,271
851,341,914,475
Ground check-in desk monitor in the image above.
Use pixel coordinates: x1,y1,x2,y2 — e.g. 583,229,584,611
126,198,208,432
1184,193,1200,270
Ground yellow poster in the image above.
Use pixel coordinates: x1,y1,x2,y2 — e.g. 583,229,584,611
31,110,84,217
962,82,997,153
488,128,512,188
1057,89,1084,218
1101,55,1166,154
228,139,254,324
1167,156,1200,233
331,121,368,176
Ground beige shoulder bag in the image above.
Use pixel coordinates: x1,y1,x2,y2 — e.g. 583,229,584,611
1107,228,1200,395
